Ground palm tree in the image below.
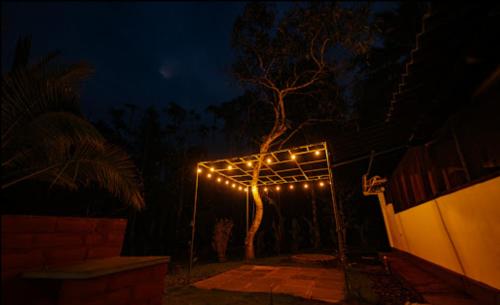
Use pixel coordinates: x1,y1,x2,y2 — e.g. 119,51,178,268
1,36,144,209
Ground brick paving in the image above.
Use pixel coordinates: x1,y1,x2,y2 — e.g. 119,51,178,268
193,265,344,303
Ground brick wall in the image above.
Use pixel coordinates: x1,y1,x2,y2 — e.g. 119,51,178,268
1,215,129,305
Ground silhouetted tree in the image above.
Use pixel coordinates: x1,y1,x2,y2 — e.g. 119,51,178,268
232,2,374,259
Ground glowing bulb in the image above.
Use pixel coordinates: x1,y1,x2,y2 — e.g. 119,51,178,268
197,168,202,173
217,177,221,183
247,161,252,167
238,186,242,191
227,165,232,170
315,150,321,156
319,181,325,187
207,173,212,178
304,183,309,189
225,180,229,185
291,154,296,160
210,167,214,172
267,158,272,164
264,187,268,192
289,184,294,190
232,183,236,188
276,186,280,191
245,188,249,192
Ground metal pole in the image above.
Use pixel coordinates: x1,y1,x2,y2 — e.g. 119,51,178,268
324,142,346,266
246,189,249,236
188,164,200,283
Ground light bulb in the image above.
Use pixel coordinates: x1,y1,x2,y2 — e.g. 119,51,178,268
207,173,212,178
315,150,321,156
197,168,202,173
238,186,242,191
319,181,325,187
291,154,296,160
304,183,309,189
264,187,268,192
289,184,294,190
227,165,232,170
247,161,252,167
276,186,280,191
266,158,272,164
217,177,221,183
210,167,214,172
225,180,229,185
232,183,236,188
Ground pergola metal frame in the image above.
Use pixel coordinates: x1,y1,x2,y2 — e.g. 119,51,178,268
188,141,345,280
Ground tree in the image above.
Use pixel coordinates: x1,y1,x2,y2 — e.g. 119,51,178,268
1,37,144,209
232,3,373,259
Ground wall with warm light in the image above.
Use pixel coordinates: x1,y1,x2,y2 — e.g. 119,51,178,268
384,176,500,290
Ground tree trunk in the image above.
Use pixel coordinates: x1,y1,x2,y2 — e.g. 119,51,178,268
245,153,265,260
311,187,321,249
245,94,286,260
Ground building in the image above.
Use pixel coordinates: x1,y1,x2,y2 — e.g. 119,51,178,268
362,4,499,304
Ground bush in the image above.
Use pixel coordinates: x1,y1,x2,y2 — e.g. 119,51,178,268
211,218,234,262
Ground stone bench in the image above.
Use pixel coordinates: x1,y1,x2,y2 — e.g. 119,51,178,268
22,256,169,305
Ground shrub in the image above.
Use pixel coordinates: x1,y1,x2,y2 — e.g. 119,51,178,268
212,218,234,262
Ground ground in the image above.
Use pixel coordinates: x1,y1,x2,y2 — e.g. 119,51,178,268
162,255,425,305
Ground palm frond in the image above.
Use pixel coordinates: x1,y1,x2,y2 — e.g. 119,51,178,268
2,38,144,209
3,137,144,209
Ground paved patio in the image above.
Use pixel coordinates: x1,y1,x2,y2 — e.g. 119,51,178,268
193,265,345,303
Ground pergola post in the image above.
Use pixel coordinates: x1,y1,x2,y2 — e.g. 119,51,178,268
324,143,346,266
188,163,200,283
246,189,249,236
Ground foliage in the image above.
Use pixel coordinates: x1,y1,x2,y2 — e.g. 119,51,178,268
96,102,209,256
211,218,234,262
1,36,144,208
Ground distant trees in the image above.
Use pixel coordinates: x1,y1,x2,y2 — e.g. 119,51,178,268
96,102,209,256
231,2,374,259
1,37,144,209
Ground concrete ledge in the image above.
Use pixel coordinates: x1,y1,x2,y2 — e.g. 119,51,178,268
385,250,499,305
23,256,170,280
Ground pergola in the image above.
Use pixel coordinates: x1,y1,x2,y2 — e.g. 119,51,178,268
189,142,345,277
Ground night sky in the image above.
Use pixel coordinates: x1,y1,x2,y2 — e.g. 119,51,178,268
2,2,397,123
1,2,250,121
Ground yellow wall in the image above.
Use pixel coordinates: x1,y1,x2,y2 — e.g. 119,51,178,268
384,176,500,289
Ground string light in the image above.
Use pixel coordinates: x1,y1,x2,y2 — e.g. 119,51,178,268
207,173,212,178
245,188,249,192
319,181,325,187
276,186,280,191
289,184,294,190
266,158,272,164
315,150,321,156
232,183,236,188
217,177,221,183
210,167,215,172
238,186,243,191
225,180,229,185
247,161,252,167
264,187,268,192
197,168,202,173
304,183,309,189
227,165,232,170
291,154,296,160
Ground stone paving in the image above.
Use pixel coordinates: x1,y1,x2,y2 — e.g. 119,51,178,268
193,265,344,303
